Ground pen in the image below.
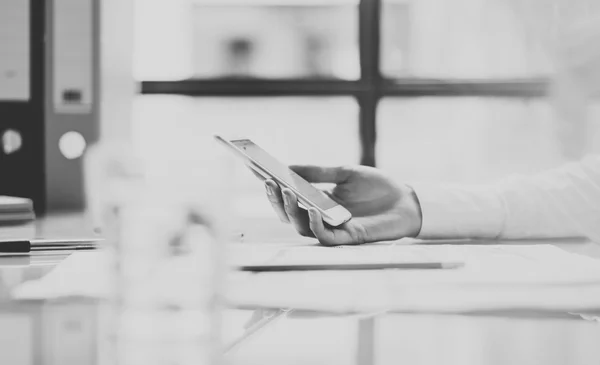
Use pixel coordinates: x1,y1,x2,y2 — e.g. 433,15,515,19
238,262,464,272
0,238,102,254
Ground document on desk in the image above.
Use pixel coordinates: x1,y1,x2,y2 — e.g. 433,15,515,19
227,242,600,312
11,242,600,313
229,243,600,284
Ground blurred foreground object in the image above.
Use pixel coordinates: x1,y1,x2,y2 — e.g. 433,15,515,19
84,138,233,365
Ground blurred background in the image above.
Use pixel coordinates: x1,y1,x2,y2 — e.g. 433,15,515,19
129,0,600,219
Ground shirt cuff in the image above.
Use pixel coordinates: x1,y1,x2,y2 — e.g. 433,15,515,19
410,183,507,239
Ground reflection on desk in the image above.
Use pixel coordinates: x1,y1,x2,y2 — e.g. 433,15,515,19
1,215,600,365
0,299,97,364
225,309,600,365
1,299,599,365
0,253,73,267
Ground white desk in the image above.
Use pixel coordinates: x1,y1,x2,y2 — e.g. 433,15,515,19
1,214,600,365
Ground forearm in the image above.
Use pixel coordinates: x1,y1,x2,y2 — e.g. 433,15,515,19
411,184,506,239
412,155,600,241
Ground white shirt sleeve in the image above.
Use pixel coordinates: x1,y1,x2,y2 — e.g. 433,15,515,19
411,155,600,243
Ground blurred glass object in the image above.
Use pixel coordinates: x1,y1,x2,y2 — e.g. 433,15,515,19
381,0,554,79
85,138,232,365
135,0,360,80
0,315,32,365
132,95,358,239
377,97,600,184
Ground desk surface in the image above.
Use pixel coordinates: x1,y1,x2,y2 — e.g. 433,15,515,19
1,214,600,365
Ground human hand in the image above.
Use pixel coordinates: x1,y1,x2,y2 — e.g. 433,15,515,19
264,165,423,245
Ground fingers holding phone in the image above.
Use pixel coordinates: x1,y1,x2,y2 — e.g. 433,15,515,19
264,180,289,223
263,181,366,245
281,188,314,238
264,180,314,237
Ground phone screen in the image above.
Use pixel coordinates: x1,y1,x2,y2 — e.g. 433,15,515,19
232,140,339,210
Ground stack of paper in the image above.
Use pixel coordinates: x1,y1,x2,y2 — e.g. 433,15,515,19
0,196,35,224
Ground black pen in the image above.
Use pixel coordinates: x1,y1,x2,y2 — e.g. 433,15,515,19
238,262,464,272
0,238,103,254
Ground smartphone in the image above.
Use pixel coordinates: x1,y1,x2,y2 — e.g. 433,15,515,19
215,135,352,227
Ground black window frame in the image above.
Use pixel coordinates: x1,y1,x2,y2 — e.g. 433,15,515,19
140,0,548,167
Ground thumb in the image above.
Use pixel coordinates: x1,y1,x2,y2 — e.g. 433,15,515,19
289,165,352,184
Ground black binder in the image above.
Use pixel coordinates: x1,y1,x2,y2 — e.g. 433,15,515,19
0,0,99,215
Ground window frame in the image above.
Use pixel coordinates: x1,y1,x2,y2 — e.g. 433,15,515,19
140,0,548,166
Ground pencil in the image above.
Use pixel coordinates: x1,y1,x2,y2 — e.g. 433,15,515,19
238,262,464,272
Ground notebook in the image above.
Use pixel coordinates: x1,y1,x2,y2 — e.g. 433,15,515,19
0,196,35,223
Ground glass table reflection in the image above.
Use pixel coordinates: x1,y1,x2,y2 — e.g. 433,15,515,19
1,215,600,365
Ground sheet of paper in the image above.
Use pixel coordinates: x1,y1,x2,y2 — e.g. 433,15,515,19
228,243,600,312
229,243,600,284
